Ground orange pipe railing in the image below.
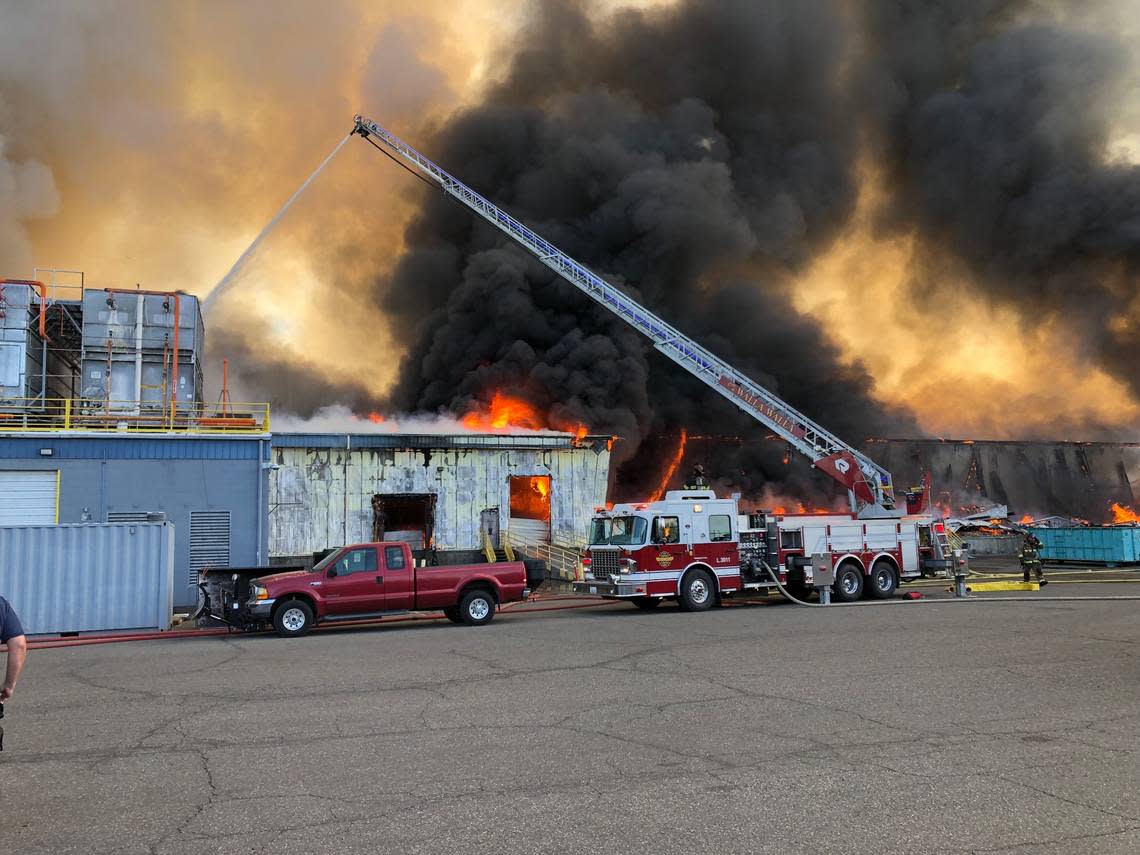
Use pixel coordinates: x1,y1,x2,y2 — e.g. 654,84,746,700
1,278,50,340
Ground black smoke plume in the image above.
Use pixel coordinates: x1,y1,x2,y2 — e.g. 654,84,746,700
864,1,1140,395
379,0,918,501
375,0,1140,501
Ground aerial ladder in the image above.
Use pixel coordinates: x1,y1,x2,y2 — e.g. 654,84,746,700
352,115,900,517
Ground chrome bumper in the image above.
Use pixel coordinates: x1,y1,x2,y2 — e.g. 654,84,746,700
572,580,643,598
245,598,275,618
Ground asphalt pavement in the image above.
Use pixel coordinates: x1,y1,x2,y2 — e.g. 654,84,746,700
2,584,1138,854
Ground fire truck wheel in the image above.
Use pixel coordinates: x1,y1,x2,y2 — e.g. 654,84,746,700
832,563,864,603
868,561,898,599
631,597,662,610
678,569,716,612
442,606,464,623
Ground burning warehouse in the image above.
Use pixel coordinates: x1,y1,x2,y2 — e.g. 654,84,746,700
267,431,612,564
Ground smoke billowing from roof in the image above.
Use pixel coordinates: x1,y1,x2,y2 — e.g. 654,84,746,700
375,0,1140,498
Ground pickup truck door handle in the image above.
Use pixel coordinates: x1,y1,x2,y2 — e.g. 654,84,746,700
375,575,383,584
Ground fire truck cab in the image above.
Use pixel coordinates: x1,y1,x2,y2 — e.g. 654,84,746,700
574,490,938,609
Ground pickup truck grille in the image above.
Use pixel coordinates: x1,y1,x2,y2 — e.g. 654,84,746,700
588,549,620,580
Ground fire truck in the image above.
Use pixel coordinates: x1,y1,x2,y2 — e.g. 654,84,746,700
576,490,942,608
351,116,950,604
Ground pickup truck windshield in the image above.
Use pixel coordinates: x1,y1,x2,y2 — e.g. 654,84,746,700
589,515,648,546
312,550,340,574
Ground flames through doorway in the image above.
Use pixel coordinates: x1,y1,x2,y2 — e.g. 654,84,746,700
371,493,436,550
509,476,551,521
508,476,552,544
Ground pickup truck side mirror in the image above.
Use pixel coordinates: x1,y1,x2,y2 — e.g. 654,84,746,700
327,567,338,578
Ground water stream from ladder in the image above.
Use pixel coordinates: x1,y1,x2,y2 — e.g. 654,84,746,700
202,133,351,313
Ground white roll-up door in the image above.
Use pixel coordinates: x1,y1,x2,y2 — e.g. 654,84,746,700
0,471,58,525
508,516,551,544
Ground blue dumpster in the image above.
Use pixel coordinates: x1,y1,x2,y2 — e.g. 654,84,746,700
1035,526,1140,565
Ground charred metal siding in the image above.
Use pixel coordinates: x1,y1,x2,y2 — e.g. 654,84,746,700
0,522,174,634
268,433,611,557
864,439,1140,521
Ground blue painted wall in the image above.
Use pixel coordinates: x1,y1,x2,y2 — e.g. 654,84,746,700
0,435,269,606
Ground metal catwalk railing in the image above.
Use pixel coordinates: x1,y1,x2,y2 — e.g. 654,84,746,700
506,529,585,581
0,397,271,434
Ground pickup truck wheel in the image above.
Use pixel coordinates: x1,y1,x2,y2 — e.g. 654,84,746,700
631,597,662,610
459,589,496,626
442,606,464,624
678,569,716,612
273,600,314,638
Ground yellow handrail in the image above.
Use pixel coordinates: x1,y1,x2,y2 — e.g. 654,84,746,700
505,529,585,581
0,397,271,434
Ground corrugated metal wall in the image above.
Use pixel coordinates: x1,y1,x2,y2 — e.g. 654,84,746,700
864,439,1139,521
0,434,268,607
0,522,175,634
269,438,611,557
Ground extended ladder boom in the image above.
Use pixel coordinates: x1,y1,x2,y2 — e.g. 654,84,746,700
353,116,896,512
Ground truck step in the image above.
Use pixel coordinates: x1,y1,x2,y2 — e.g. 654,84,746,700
320,609,411,623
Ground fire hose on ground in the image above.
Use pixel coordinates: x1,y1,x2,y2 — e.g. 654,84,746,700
755,559,1140,608
7,573,1139,652
9,593,625,650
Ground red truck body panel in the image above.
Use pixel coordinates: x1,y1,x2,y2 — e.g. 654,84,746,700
253,542,528,622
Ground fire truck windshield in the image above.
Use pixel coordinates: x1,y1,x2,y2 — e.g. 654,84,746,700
589,515,648,546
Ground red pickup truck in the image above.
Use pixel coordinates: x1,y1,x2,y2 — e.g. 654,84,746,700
246,542,533,637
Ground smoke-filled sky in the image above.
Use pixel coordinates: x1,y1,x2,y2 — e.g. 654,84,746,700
2,0,1139,464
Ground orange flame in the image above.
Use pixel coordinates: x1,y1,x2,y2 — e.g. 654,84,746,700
559,423,589,439
461,391,543,432
367,411,385,424
1018,514,1034,525
648,429,688,502
1111,502,1140,524
767,502,835,516
510,476,551,520
460,391,590,436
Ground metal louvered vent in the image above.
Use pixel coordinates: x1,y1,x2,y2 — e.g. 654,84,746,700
107,512,152,523
189,510,231,587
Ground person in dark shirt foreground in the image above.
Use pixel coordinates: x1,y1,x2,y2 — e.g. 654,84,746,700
1,594,28,701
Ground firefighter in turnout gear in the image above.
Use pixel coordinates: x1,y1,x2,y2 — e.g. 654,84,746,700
684,464,709,490
1019,531,1047,585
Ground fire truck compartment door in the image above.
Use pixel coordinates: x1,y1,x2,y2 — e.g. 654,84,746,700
900,524,919,574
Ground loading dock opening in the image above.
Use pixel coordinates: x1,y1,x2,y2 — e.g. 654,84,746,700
371,493,436,550
510,476,551,521
509,475,551,543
